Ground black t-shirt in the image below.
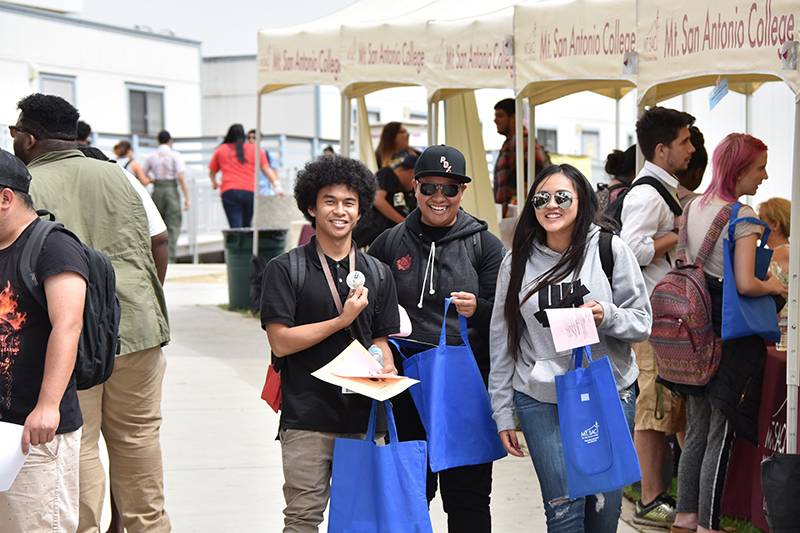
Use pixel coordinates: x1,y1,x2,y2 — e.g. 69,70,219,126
260,239,400,433
0,219,89,433
376,167,416,220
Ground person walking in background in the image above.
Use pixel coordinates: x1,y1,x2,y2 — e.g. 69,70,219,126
676,126,708,210
369,145,505,533
758,197,791,351
597,144,636,214
261,156,398,533
210,123,281,228
0,149,87,533
489,164,651,532
620,107,695,528
13,93,171,533
353,153,417,247
143,130,190,261
492,98,551,217
113,140,149,186
322,145,335,157
375,121,419,169
671,134,786,533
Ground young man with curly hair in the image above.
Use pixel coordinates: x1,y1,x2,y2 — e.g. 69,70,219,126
260,155,400,533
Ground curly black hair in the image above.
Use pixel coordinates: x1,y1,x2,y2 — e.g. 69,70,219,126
294,156,377,227
17,93,79,141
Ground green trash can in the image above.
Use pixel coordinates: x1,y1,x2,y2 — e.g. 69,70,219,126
223,229,286,310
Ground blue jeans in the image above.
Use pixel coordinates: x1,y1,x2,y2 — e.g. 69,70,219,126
514,385,636,533
221,189,254,228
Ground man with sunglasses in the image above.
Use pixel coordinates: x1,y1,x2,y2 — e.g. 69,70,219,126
369,145,505,532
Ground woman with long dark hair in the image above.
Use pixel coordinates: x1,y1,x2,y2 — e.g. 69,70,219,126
209,123,281,228
489,164,652,532
375,121,419,169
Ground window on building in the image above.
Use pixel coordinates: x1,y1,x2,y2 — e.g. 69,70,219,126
536,128,558,153
581,130,601,158
40,73,76,105
128,85,164,136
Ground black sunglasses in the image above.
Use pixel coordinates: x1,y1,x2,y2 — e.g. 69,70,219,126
8,125,38,139
531,190,574,210
417,182,461,198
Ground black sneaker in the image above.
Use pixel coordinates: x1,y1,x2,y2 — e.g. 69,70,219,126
633,493,677,529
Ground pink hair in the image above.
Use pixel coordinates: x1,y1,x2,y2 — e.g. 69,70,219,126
701,133,767,205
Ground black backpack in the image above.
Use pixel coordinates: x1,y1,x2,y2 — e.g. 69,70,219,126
284,245,386,296
380,223,484,271
20,212,121,390
604,176,682,231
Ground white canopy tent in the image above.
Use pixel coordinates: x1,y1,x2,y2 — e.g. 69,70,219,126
513,0,637,208
636,0,800,454
254,0,434,253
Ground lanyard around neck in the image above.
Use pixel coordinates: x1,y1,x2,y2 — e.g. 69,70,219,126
316,242,356,314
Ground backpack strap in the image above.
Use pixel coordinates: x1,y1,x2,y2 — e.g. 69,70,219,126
383,224,406,257
684,201,733,267
287,247,307,299
465,232,483,271
19,219,62,310
362,253,386,286
634,176,683,216
598,230,615,288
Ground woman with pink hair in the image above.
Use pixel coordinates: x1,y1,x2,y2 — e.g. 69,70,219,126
671,134,786,533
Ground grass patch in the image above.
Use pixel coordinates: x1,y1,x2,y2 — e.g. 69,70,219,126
623,481,763,532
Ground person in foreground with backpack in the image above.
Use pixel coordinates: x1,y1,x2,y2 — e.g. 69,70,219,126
260,155,399,533
668,134,786,533
368,145,504,532
488,164,652,532
14,94,171,533
0,149,88,531
616,106,695,527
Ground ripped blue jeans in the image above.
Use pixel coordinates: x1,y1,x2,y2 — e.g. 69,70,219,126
514,386,637,533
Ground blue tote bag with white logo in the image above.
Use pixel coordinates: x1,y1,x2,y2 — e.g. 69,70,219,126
555,346,640,498
390,298,506,472
328,400,432,533
721,202,780,341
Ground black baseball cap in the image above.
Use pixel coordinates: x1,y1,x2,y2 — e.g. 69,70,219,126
0,149,31,193
414,145,471,183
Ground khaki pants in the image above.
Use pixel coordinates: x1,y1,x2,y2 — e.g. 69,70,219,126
633,340,686,434
151,182,182,262
0,428,81,533
77,347,170,533
280,429,364,533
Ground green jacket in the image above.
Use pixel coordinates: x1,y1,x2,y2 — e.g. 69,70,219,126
28,150,170,355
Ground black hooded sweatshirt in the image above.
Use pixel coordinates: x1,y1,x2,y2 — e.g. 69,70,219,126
369,208,505,379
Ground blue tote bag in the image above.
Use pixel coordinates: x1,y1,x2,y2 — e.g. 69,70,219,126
555,346,641,499
328,400,432,533
721,202,780,341
391,298,506,472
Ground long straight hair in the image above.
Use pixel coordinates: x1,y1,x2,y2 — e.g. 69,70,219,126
503,164,599,356
223,123,247,164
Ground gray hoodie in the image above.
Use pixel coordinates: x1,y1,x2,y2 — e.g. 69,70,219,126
489,226,652,432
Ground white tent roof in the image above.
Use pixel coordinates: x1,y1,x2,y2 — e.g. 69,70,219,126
636,0,800,104
425,5,516,102
256,0,434,94
514,0,637,103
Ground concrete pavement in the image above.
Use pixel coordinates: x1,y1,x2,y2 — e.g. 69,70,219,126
149,264,640,532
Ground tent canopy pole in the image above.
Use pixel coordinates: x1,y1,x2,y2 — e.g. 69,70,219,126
787,97,800,455
515,96,525,211
253,92,263,257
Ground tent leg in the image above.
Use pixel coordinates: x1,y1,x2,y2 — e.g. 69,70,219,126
427,99,434,146
433,100,440,144
635,99,646,173
253,92,263,256
528,100,536,194
615,95,621,150
341,94,351,158
787,98,800,455
515,96,525,211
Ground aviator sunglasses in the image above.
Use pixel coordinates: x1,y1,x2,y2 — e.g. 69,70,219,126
531,190,574,210
417,182,462,198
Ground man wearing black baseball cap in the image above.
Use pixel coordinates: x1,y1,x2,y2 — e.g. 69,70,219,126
353,153,418,247
0,149,88,531
368,145,505,532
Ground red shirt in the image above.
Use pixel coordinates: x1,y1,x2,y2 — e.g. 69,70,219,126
209,143,268,193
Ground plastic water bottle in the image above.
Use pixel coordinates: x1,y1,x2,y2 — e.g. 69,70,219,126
368,344,384,367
